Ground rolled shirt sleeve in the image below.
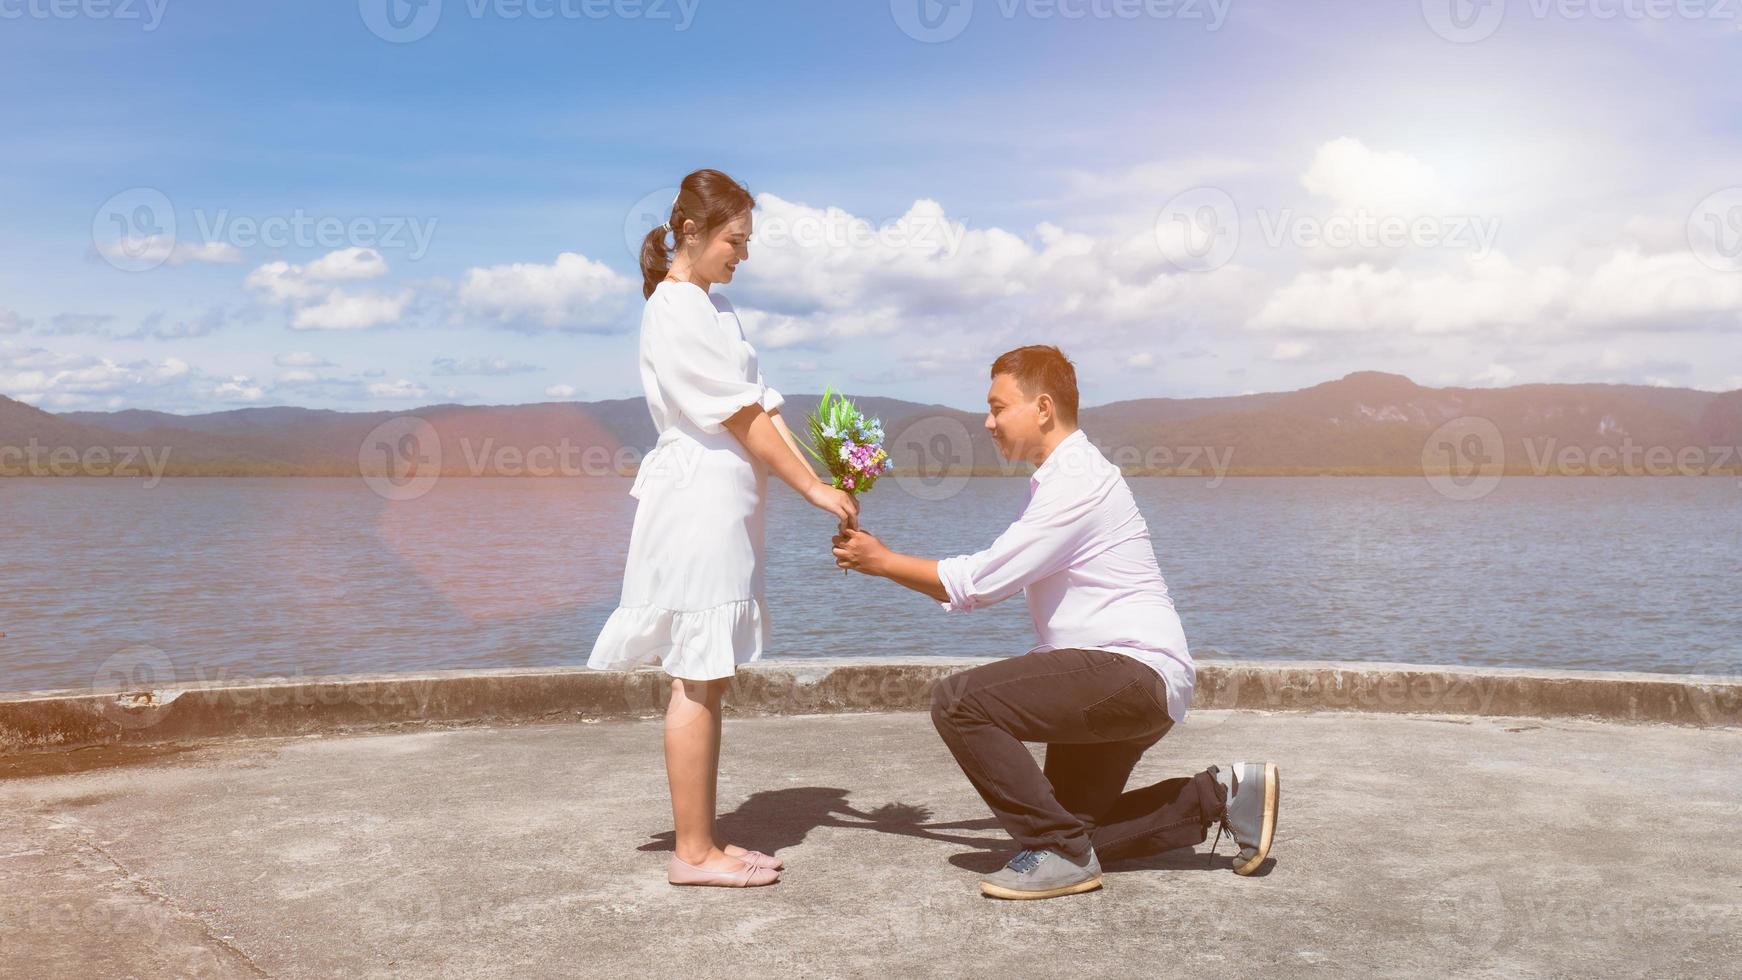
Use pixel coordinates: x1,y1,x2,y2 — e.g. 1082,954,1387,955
758,377,785,413
647,287,771,434
936,476,1103,612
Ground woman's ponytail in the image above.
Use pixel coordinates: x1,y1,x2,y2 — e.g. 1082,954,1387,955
640,222,673,300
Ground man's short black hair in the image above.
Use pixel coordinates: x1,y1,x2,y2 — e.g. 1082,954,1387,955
990,345,1078,424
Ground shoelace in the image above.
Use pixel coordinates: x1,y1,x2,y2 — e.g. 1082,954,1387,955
1007,849,1044,874
1208,766,1232,857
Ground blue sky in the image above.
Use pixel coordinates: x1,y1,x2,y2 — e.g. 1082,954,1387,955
2,0,1740,413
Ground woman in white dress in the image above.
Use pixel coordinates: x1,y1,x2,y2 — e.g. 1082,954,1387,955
588,169,858,888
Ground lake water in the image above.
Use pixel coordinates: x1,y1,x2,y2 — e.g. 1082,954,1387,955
3,476,1738,694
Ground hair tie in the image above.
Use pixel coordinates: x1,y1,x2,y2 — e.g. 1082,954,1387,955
663,188,682,234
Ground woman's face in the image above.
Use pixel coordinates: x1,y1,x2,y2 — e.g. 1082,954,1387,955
683,210,751,286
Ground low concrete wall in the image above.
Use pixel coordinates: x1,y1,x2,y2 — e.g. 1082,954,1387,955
3,657,1739,759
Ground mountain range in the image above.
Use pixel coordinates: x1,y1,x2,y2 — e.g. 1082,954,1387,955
3,372,1740,477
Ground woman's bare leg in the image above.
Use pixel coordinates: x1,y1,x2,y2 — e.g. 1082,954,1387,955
665,676,742,870
704,689,756,860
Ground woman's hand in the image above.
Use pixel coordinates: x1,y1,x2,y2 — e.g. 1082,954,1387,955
804,481,860,529
831,527,889,575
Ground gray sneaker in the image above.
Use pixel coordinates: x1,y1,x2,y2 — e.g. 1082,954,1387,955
979,847,1104,900
1212,762,1280,876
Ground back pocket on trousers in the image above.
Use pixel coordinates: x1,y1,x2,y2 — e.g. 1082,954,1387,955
1082,679,1166,740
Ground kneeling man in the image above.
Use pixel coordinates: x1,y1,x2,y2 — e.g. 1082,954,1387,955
832,345,1279,900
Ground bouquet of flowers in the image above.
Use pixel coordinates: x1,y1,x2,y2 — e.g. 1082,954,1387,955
803,387,893,495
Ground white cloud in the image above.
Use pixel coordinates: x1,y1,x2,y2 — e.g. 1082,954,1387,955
246,261,326,304
1301,138,1451,214
117,307,235,341
431,356,537,376
731,193,1254,357
735,305,906,350
291,290,413,331
1124,351,1156,369
247,249,409,331
544,384,577,398
1250,246,1742,337
457,252,635,331
306,247,389,281
94,236,244,268
1253,260,1541,335
1473,363,1518,387
367,378,427,400
0,308,28,334
1270,341,1312,362
213,375,265,402
0,342,197,409
740,194,1027,319
274,351,334,368
1564,249,1742,325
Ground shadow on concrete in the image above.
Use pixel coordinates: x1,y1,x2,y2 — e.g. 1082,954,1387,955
638,786,1006,855
641,786,1279,879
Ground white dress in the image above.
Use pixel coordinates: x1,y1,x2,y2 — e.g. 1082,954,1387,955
586,280,784,680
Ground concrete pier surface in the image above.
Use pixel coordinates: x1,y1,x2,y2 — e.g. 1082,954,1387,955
4,708,1738,978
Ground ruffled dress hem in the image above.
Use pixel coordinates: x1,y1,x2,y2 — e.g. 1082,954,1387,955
586,597,767,681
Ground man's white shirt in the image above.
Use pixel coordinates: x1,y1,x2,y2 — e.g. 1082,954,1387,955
935,428,1195,723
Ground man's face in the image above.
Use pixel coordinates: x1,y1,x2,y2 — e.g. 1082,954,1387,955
984,372,1045,461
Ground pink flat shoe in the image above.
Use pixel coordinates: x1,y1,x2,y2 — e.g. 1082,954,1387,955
730,849,784,871
668,854,780,888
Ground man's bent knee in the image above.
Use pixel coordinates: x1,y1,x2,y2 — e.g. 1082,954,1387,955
930,672,976,732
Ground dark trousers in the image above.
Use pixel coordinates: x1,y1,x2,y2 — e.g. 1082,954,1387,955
930,647,1226,861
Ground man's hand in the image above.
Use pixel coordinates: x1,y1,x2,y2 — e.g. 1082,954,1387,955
832,526,890,576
